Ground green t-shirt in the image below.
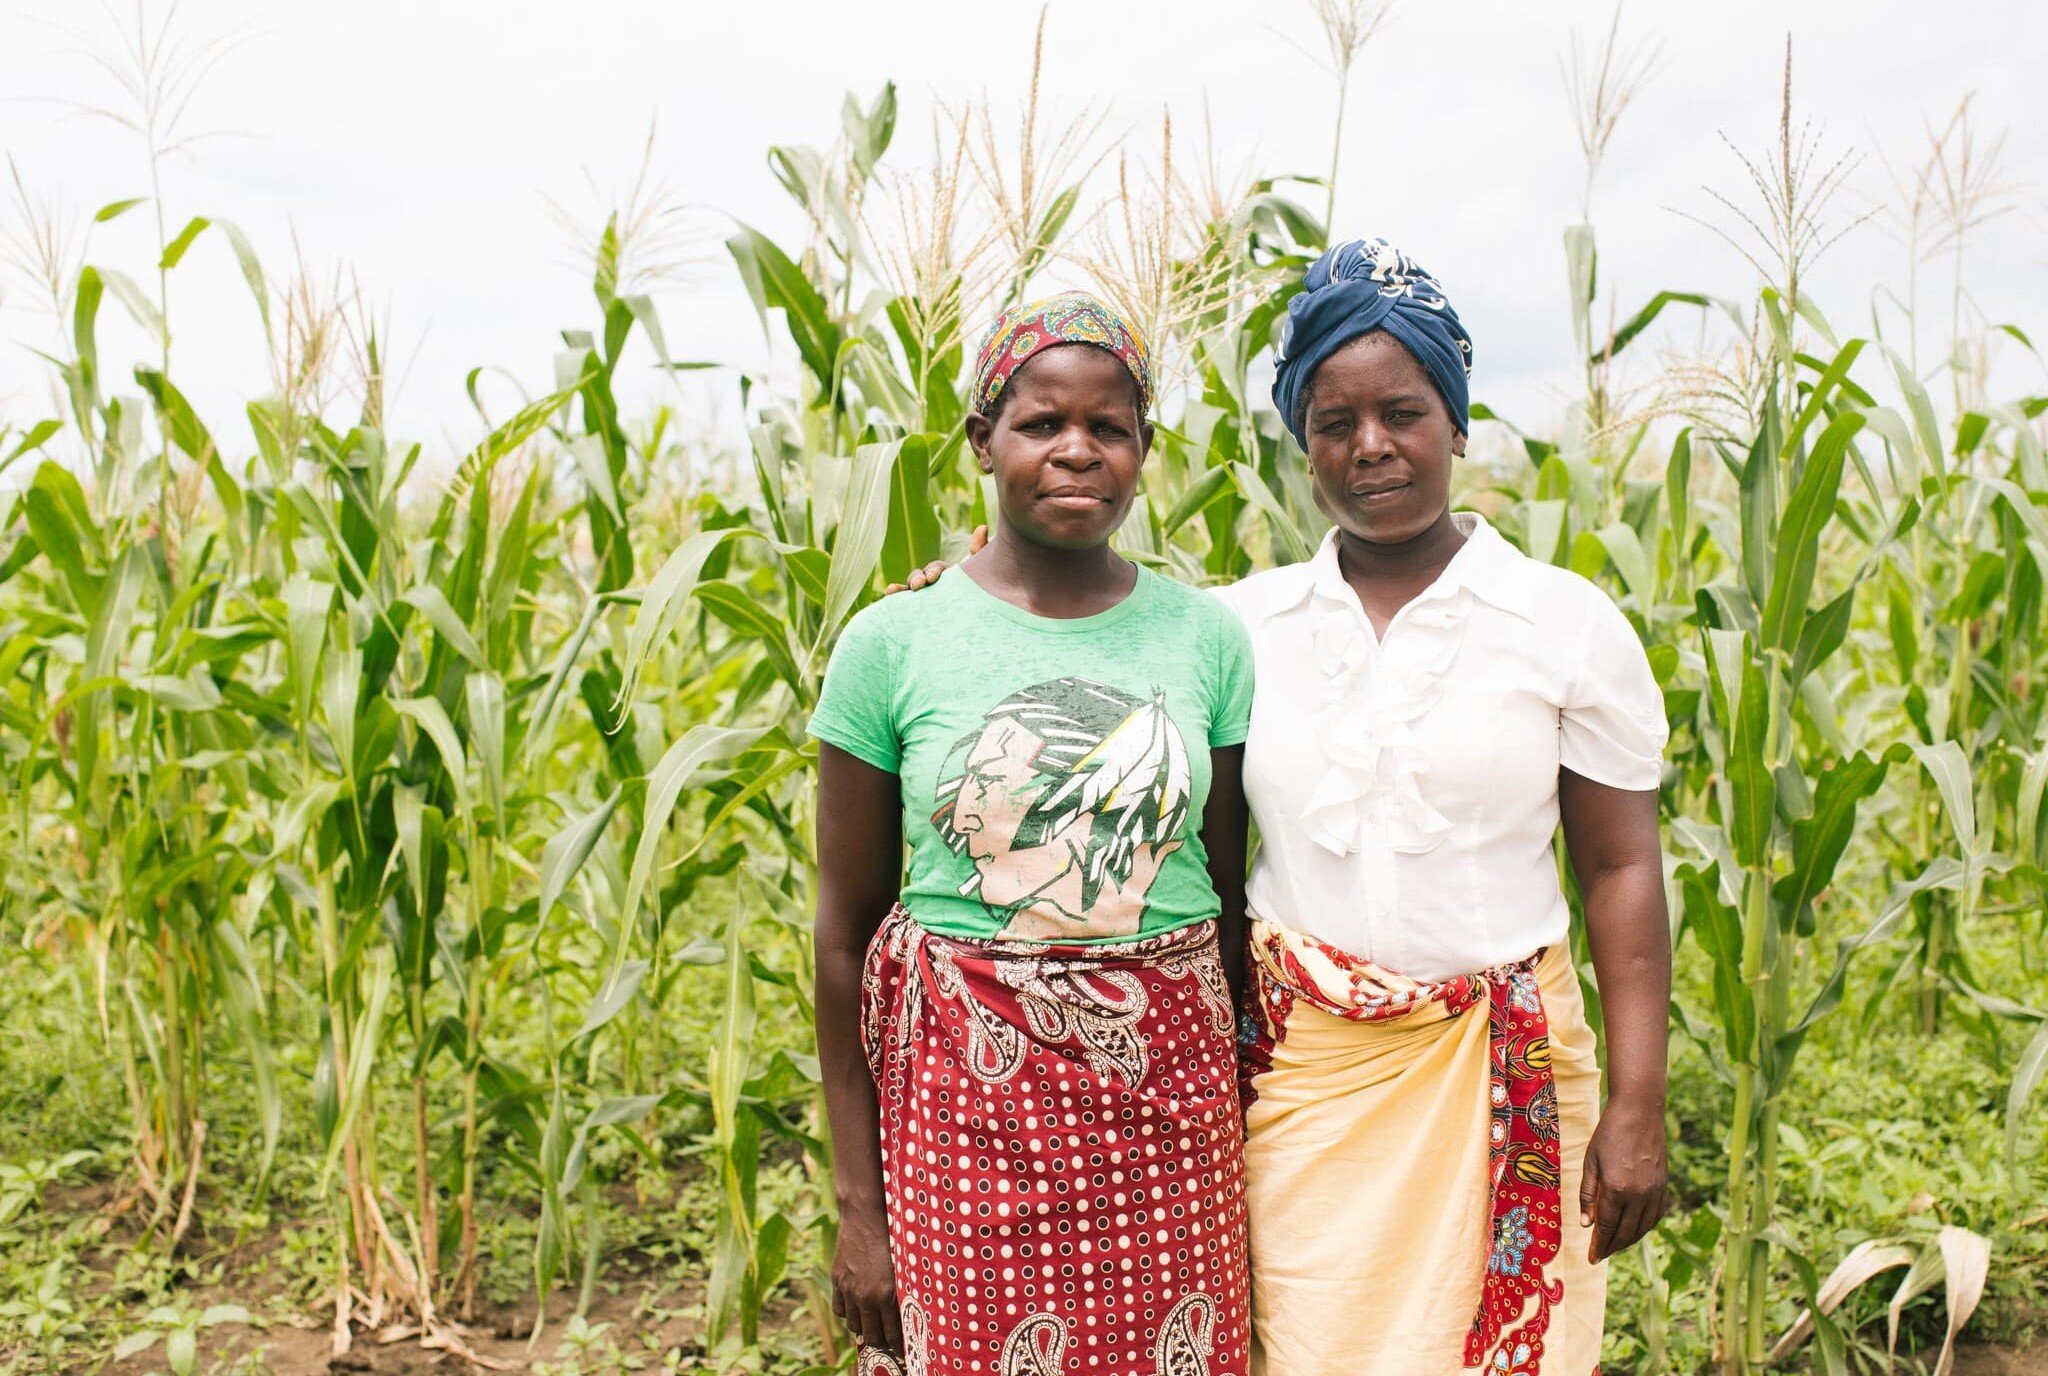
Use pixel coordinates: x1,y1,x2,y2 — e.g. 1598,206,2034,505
808,566,1254,944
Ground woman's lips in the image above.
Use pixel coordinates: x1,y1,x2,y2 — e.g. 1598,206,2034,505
1040,490,1112,508
1351,481,1411,504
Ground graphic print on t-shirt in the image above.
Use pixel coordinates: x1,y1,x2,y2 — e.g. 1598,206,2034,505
930,677,1193,940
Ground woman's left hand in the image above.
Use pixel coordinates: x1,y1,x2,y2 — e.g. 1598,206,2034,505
884,525,989,595
1579,1095,1670,1262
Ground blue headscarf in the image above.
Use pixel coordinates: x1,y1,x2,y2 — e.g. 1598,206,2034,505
1271,237,1474,448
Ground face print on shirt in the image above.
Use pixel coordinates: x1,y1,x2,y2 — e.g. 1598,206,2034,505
932,677,1191,940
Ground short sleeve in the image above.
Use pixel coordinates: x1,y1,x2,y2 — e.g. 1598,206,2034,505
1559,593,1667,789
806,609,902,772
1208,606,1255,748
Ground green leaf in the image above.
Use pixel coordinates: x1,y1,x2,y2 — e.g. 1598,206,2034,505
1911,740,1977,857
99,268,166,347
1791,857,1967,1039
113,1331,160,1360
1161,465,1235,537
562,1094,662,1195
393,696,470,813
2,419,62,469
880,433,943,584
616,528,752,716
539,789,621,919
133,671,223,712
726,225,840,393
1790,586,1855,686
1681,864,1753,1064
135,368,218,465
1591,290,1735,363
465,671,506,820
2008,1020,2048,1199
167,1327,197,1376
818,440,898,644
1772,748,1898,929
610,726,764,987
95,197,148,222
160,216,212,270
1762,409,1865,652
1229,462,1314,564
22,460,101,615
1728,649,1774,868
576,959,648,1041
402,584,487,669
1593,521,1651,604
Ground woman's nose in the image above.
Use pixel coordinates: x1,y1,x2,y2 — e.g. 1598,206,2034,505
1050,428,1102,466
1352,422,1395,462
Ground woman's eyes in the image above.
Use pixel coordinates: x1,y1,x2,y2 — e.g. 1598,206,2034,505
1015,417,1129,437
1319,412,1416,435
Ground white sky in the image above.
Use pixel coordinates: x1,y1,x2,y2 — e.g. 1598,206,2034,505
1,0,2044,470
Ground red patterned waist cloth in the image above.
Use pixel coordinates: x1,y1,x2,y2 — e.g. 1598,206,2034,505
858,906,1250,1375
1240,916,1565,1373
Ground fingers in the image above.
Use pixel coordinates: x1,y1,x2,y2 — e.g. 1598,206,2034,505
881,1289,905,1354
1590,1163,1626,1263
833,1281,899,1354
1579,1149,1600,1231
1587,1179,1672,1261
970,524,989,553
1611,1192,1650,1260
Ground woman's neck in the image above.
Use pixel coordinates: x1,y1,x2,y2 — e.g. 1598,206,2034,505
1334,509,1465,590
964,521,1136,618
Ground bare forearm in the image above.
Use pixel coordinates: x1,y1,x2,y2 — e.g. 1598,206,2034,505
815,928,886,1213
812,744,904,1221
1581,862,1670,1108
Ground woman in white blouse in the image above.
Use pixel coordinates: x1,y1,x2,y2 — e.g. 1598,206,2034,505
1222,238,1671,1376
895,236,1671,1375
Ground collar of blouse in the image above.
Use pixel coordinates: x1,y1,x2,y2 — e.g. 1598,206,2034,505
1246,511,1542,860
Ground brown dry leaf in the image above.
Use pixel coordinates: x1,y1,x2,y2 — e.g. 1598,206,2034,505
1932,1225,1992,1376
1768,1239,1916,1362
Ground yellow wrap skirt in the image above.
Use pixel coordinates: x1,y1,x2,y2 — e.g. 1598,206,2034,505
1241,925,1606,1376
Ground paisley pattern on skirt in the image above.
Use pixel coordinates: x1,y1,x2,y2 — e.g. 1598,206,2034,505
858,905,1249,1375
1241,918,1565,1374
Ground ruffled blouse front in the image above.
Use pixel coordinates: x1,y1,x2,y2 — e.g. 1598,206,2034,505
1211,513,1667,981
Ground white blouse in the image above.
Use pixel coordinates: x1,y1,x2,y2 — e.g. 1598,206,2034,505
1211,512,1667,981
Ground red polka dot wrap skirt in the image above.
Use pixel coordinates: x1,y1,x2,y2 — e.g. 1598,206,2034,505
856,905,1251,1376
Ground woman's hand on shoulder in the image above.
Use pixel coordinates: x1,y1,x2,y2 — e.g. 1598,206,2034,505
831,1198,903,1355
1580,1094,1670,1262
883,525,988,595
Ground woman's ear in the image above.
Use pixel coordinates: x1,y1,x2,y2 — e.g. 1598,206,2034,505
1452,429,1467,458
1138,418,1156,463
966,412,995,473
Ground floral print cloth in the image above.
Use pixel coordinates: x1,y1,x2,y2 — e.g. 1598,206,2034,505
970,292,1152,417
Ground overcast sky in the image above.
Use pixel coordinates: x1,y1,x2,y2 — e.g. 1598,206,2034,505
1,0,2043,469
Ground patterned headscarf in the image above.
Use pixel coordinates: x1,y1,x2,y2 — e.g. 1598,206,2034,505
970,292,1153,418
1271,237,1474,447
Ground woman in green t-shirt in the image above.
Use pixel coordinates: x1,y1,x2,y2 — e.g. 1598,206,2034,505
809,294,1256,1375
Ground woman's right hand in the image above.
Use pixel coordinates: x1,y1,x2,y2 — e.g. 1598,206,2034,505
831,1200,903,1355
884,525,988,594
